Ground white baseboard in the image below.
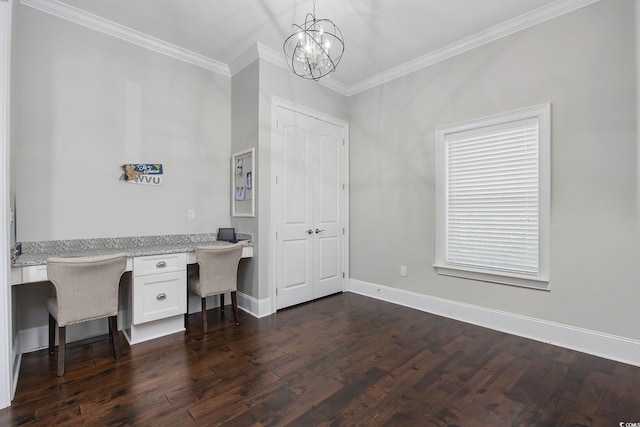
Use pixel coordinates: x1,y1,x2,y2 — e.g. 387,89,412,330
17,293,271,355
19,325,48,354
18,282,636,366
237,292,271,318
11,335,21,400
19,319,109,354
348,279,640,367
187,292,272,319
186,293,225,314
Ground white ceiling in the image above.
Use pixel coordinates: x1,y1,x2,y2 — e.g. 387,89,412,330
47,0,578,88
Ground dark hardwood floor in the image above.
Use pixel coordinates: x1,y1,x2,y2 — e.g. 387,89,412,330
1,292,638,426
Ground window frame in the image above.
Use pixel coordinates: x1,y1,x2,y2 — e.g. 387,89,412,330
434,104,551,290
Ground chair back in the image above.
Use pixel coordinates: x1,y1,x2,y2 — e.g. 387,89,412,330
46,253,127,326
194,243,244,297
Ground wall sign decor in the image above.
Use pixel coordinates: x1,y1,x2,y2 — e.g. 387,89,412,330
235,186,245,201
235,158,243,176
120,163,164,186
232,149,254,217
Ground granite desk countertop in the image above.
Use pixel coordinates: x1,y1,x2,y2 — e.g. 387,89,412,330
12,233,253,267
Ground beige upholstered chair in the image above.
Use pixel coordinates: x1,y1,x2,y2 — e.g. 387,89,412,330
187,243,244,333
47,253,127,376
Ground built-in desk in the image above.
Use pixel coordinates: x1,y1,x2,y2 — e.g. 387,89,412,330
11,233,253,344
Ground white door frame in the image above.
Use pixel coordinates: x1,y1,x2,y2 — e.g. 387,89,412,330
270,97,349,314
0,0,13,410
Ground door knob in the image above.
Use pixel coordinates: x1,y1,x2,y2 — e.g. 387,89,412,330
306,229,314,235
315,229,325,234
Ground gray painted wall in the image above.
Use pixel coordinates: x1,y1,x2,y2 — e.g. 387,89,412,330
231,61,259,298
348,0,640,340
14,6,232,242
11,5,232,344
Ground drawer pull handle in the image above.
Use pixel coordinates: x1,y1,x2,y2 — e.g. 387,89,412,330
156,293,167,301
156,261,167,268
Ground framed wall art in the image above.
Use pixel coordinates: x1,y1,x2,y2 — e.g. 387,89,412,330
232,148,255,217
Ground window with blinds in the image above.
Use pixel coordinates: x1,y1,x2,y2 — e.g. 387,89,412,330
435,105,550,289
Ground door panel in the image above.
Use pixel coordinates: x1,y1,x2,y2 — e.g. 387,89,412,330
317,134,340,224
282,239,308,288
318,236,339,280
283,127,309,224
282,239,313,306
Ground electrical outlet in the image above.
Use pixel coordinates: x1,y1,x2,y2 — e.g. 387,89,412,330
400,265,407,276
187,209,196,221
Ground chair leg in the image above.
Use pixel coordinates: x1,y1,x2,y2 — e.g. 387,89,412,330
48,314,56,354
185,289,190,329
201,297,208,334
57,326,66,376
220,293,225,310
109,316,121,360
231,291,239,326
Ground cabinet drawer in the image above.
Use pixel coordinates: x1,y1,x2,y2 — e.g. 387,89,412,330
133,271,186,325
133,253,186,276
21,265,48,283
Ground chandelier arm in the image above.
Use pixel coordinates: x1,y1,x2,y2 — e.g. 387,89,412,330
307,57,320,81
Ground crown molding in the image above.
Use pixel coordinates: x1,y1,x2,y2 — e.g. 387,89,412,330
228,42,286,77
20,0,230,76
229,42,349,96
20,0,600,96
256,43,349,95
312,71,350,96
228,43,260,76
348,0,601,96
256,42,285,71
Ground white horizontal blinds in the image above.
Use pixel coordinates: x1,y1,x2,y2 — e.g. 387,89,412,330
446,117,540,275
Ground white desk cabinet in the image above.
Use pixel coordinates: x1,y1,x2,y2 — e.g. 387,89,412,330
11,234,254,356
120,253,187,344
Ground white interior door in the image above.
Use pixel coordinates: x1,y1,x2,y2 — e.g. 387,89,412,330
273,104,346,310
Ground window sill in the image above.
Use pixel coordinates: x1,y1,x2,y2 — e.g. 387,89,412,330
433,264,550,291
